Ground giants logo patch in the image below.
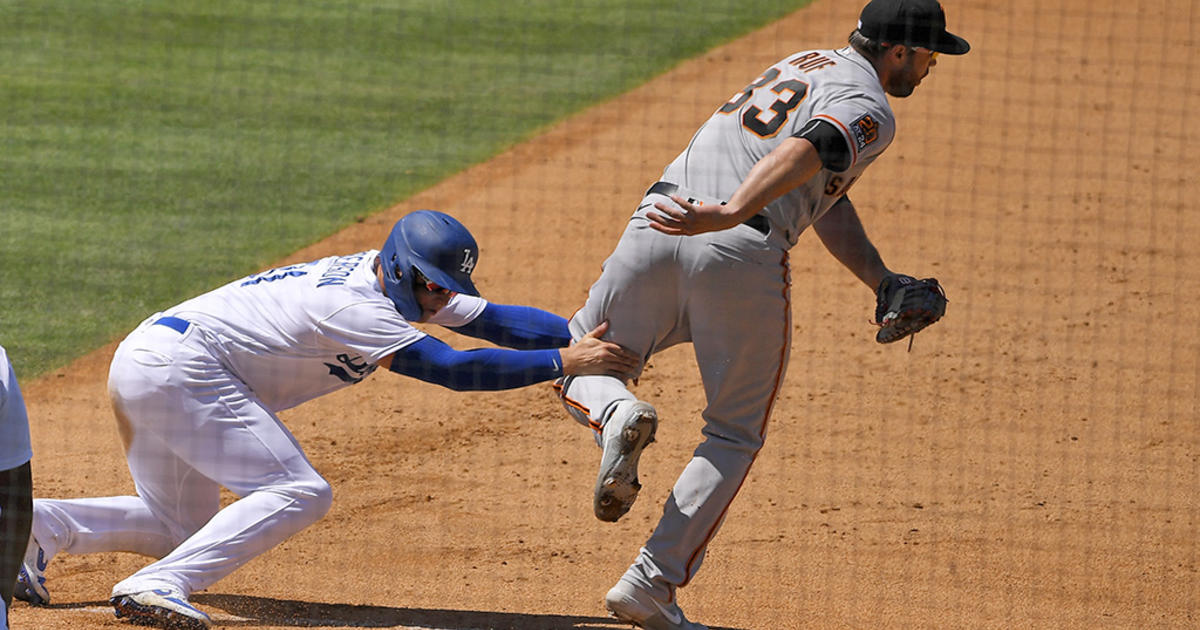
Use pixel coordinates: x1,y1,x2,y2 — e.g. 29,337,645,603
850,114,879,152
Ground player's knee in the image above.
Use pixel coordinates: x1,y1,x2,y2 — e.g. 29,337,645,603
294,479,334,520
264,476,333,527
702,423,766,455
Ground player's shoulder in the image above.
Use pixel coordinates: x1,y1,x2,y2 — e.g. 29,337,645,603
308,250,386,301
780,49,889,108
777,48,843,72
777,47,873,81
804,49,879,89
784,48,895,161
275,250,386,323
309,250,378,288
316,278,411,337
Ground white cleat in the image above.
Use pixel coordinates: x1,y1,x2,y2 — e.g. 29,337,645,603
605,579,708,630
13,535,50,605
594,400,657,522
111,588,212,630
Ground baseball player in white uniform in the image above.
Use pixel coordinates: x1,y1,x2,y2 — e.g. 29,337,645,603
13,210,639,629
0,345,34,630
556,1,970,628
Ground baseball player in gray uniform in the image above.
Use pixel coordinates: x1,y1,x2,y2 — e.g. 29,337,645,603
556,1,969,628
13,210,639,629
0,345,34,630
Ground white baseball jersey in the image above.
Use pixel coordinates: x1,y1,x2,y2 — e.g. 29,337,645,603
24,249,490,600
163,250,485,411
660,46,895,245
0,344,33,471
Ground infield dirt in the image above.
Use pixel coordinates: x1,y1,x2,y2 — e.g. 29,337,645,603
12,0,1199,628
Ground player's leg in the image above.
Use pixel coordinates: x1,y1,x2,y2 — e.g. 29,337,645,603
15,493,176,606
559,198,703,435
31,371,217,566
0,461,32,619
20,326,222,629
0,347,34,617
102,327,329,629
112,418,331,598
558,218,687,522
108,340,331,599
559,373,658,522
565,216,690,366
32,495,176,559
12,329,189,605
616,232,791,606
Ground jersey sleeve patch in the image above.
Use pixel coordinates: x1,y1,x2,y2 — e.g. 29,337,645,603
849,114,880,153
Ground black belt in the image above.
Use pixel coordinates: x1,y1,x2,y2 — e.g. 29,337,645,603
645,181,768,235
153,316,191,334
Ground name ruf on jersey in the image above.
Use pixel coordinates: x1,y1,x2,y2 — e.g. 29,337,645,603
789,52,836,73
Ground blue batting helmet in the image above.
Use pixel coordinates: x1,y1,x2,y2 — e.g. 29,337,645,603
379,210,480,320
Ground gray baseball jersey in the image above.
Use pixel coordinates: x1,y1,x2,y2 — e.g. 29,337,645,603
560,46,897,604
661,46,895,244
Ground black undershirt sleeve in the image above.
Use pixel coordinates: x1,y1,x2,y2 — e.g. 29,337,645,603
795,119,852,173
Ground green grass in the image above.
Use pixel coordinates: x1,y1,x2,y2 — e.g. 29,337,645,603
0,0,810,377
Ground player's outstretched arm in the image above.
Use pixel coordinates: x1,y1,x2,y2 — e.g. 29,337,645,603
811,195,890,290
448,302,571,350
381,322,639,391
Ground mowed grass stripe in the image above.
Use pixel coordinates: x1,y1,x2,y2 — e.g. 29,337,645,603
1,0,810,376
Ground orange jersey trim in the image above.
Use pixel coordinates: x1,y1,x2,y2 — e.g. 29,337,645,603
551,381,599,431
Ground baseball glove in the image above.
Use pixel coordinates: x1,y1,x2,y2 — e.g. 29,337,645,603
874,274,947,344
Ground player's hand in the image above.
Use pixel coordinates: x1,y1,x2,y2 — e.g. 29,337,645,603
646,195,742,236
560,321,641,379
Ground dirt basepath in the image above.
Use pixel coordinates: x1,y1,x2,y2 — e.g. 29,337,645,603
13,0,1199,628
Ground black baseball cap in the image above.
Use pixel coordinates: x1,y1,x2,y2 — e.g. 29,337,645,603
858,0,970,55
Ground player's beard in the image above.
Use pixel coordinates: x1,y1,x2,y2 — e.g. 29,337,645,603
888,57,928,98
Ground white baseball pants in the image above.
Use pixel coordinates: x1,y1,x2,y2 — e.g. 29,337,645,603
32,317,332,597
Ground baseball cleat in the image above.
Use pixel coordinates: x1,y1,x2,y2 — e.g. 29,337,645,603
111,588,212,630
594,400,657,522
13,535,50,605
605,579,708,630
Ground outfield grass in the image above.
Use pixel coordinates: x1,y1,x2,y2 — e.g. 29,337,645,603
0,0,810,377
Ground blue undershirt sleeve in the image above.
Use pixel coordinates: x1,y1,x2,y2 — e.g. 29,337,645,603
448,302,571,350
387,335,563,391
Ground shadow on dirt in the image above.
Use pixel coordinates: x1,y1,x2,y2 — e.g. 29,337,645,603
170,593,748,629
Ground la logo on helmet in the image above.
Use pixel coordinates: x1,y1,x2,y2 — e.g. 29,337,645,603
460,249,476,274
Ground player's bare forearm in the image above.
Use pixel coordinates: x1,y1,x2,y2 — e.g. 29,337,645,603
725,137,824,219
647,137,823,236
813,196,889,289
